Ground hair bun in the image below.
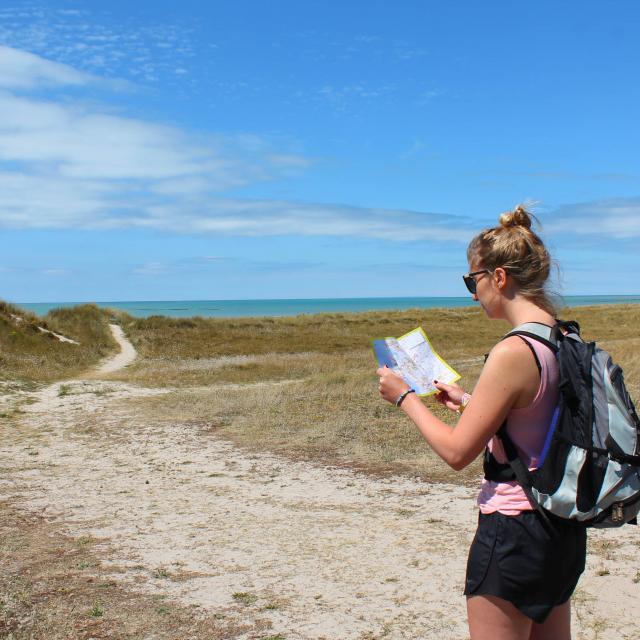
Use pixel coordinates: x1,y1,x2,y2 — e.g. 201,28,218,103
499,204,533,230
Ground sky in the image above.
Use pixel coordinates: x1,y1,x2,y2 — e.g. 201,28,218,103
1,0,640,302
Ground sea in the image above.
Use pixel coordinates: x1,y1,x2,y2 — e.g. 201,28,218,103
16,295,640,319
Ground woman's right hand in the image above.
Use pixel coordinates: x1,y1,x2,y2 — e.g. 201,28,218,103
433,380,467,413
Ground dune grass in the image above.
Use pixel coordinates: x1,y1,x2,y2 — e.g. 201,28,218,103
0,301,117,382
117,303,640,382
107,303,640,485
2,300,637,482
122,305,505,359
115,306,503,389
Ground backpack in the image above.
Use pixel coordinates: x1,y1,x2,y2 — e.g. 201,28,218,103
483,320,640,528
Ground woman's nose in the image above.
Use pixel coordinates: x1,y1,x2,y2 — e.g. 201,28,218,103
472,293,478,302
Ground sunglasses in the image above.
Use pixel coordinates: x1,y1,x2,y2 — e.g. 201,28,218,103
462,269,491,295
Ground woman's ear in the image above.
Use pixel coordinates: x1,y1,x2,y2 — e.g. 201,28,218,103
493,267,508,290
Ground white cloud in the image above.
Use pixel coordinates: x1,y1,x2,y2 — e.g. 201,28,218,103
0,92,225,181
132,262,167,276
315,83,397,111
0,47,293,227
0,46,474,243
265,154,313,169
121,199,473,243
0,7,199,85
544,199,640,239
42,268,71,277
0,45,92,89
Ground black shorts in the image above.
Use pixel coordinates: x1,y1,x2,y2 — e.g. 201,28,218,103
464,510,587,623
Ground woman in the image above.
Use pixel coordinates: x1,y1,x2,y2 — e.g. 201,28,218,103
377,205,586,640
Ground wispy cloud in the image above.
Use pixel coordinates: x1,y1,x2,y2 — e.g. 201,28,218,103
544,198,640,239
475,168,640,183
0,46,310,226
0,46,473,243
392,42,429,61
312,82,397,112
130,199,473,242
0,92,226,181
132,262,168,277
298,32,428,63
129,256,325,278
41,268,71,277
19,42,633,250
398,140,426,160
0,45,93,89
0,5,198,85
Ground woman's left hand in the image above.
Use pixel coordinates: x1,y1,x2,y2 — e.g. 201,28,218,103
377,366,411,404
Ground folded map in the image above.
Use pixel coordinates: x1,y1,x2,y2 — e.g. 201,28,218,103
372,327,460,396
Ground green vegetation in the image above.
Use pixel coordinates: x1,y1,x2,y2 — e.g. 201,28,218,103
232,592,259,606
87,601,104,617
57,384,72,397
153,567,171,579
0,301,117,382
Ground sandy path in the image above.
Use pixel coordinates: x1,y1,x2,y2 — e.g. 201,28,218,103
95,323,138,374
1,329,639,639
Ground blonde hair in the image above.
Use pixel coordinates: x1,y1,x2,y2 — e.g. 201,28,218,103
467,204,557,314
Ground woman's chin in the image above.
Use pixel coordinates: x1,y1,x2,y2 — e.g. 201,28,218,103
480,303,497,319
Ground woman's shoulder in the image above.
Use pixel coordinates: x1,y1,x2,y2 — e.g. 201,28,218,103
491,332,557,369
484,335,542,383
483,335,543,398
487,334,535,361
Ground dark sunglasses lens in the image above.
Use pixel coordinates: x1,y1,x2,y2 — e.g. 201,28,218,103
463,275,476,294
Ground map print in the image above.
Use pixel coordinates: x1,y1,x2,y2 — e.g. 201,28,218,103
373,327,460,396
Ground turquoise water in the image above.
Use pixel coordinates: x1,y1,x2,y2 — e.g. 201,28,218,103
15,295,640,318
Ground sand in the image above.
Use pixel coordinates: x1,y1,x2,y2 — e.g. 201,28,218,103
94,323,138,373
1,325,638,639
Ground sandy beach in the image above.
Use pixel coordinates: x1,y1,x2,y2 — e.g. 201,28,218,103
1,324,639,639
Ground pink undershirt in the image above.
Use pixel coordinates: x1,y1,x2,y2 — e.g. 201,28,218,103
477,336,559,515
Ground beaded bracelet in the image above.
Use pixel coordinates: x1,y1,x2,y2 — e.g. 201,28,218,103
395,388,416,407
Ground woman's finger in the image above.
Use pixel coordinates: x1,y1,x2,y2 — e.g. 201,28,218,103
434,380,453,393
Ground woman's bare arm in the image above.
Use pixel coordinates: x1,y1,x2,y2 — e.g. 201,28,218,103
378,337,539,470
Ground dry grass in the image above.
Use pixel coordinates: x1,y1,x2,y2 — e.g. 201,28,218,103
0,301,117,382
107,303,639,486
114,341,487,486
3,301,638,485
2,302,639,638
121,305,505,360
0,501,274,639
113,305,504,389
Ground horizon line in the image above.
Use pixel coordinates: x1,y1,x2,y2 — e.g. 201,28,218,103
14,293,640,305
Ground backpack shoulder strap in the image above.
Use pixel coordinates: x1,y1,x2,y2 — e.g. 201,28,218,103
503,321,560,354
497,427,561,534
489,321,563,533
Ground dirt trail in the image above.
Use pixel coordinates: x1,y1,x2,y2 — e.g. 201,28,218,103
1,328,639,639
95,323,138,374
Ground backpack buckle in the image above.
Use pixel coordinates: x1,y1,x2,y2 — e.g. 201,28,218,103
612,502,625,524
